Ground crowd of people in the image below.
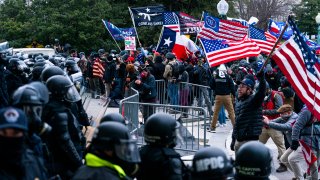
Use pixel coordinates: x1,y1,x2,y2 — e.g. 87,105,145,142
0,44,319,180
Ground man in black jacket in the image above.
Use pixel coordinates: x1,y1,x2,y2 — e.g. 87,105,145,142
132,68,157,122
231,72,266,152
210,64,235,132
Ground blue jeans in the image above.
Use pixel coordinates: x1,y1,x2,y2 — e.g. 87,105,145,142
168,82,178,108
218,105,226,124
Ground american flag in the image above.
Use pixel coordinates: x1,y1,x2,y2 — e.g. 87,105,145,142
163,12,180,33
199,38,261,67
271,16,320,120
249,25,278,55
300,139,317,174
197,13,248,42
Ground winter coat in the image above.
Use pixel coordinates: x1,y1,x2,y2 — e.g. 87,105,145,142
232,76,266,142
292,106,320,150
267,112,298,145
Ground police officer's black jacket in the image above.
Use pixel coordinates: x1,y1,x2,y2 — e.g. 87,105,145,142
5,70,29,98
0,149,47,180
42,99,83,176
137,145,187,180
232,75,266,142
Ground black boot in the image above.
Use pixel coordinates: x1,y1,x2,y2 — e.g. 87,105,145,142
276,163,287,173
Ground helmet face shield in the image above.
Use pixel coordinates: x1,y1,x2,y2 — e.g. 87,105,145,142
65,85,81,102
114,139,141,163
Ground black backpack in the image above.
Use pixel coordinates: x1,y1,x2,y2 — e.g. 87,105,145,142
170,63,180,79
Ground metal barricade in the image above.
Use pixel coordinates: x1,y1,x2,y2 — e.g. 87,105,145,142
119,87,139,133
155,80,214,118
155,79,167,104
120,102,209,154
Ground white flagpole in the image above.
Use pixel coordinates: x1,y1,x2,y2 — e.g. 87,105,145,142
155,26,164,51
195,11,204,44
128,7,142,47
101,19,121,51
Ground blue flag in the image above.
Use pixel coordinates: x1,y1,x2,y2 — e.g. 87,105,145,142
268,19,293,40
129,5,165,26
102,20,136,41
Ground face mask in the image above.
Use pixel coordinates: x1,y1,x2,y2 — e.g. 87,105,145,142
140,71,148,79
0,136,25,166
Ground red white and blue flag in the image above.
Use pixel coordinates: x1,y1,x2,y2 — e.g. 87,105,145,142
156,27,198,61
199,38,261,67
299,140,317,173
271,16,320,121
163,12,180,33
249,25,278,55
197,13,248,42
268,19,293,40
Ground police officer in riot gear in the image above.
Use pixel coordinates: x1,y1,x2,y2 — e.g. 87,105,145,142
5,58,30,97
137,113,189,180
192,146,233,180
41,66,66,83
64,59,83,92
72,121,140,180
41,66,90,127
12,83,52,157
235,141,272,180
42,75,85,179
0,107,47,179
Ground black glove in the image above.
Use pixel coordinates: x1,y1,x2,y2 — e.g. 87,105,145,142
256,70,264,79
290,140,300,150
230,139,235,151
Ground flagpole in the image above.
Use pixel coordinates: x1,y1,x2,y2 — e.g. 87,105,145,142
101,19,121,51
128,7,142,47
155,26,164,51
195,11,204,44
258,22,288,74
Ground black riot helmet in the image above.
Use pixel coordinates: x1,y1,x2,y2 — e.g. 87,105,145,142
192,146,233,180
12,85,42,106
7,58,28,74
235,141,272,180
31,66,45,81
40,66,66,83
12,85,44,133
46,75,81,102
28,81,49,105
65,60,79,74
100,112,126,125
91,121,140,164
144,113,180,147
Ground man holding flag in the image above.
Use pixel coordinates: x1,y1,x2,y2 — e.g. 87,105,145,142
271,15,320,180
